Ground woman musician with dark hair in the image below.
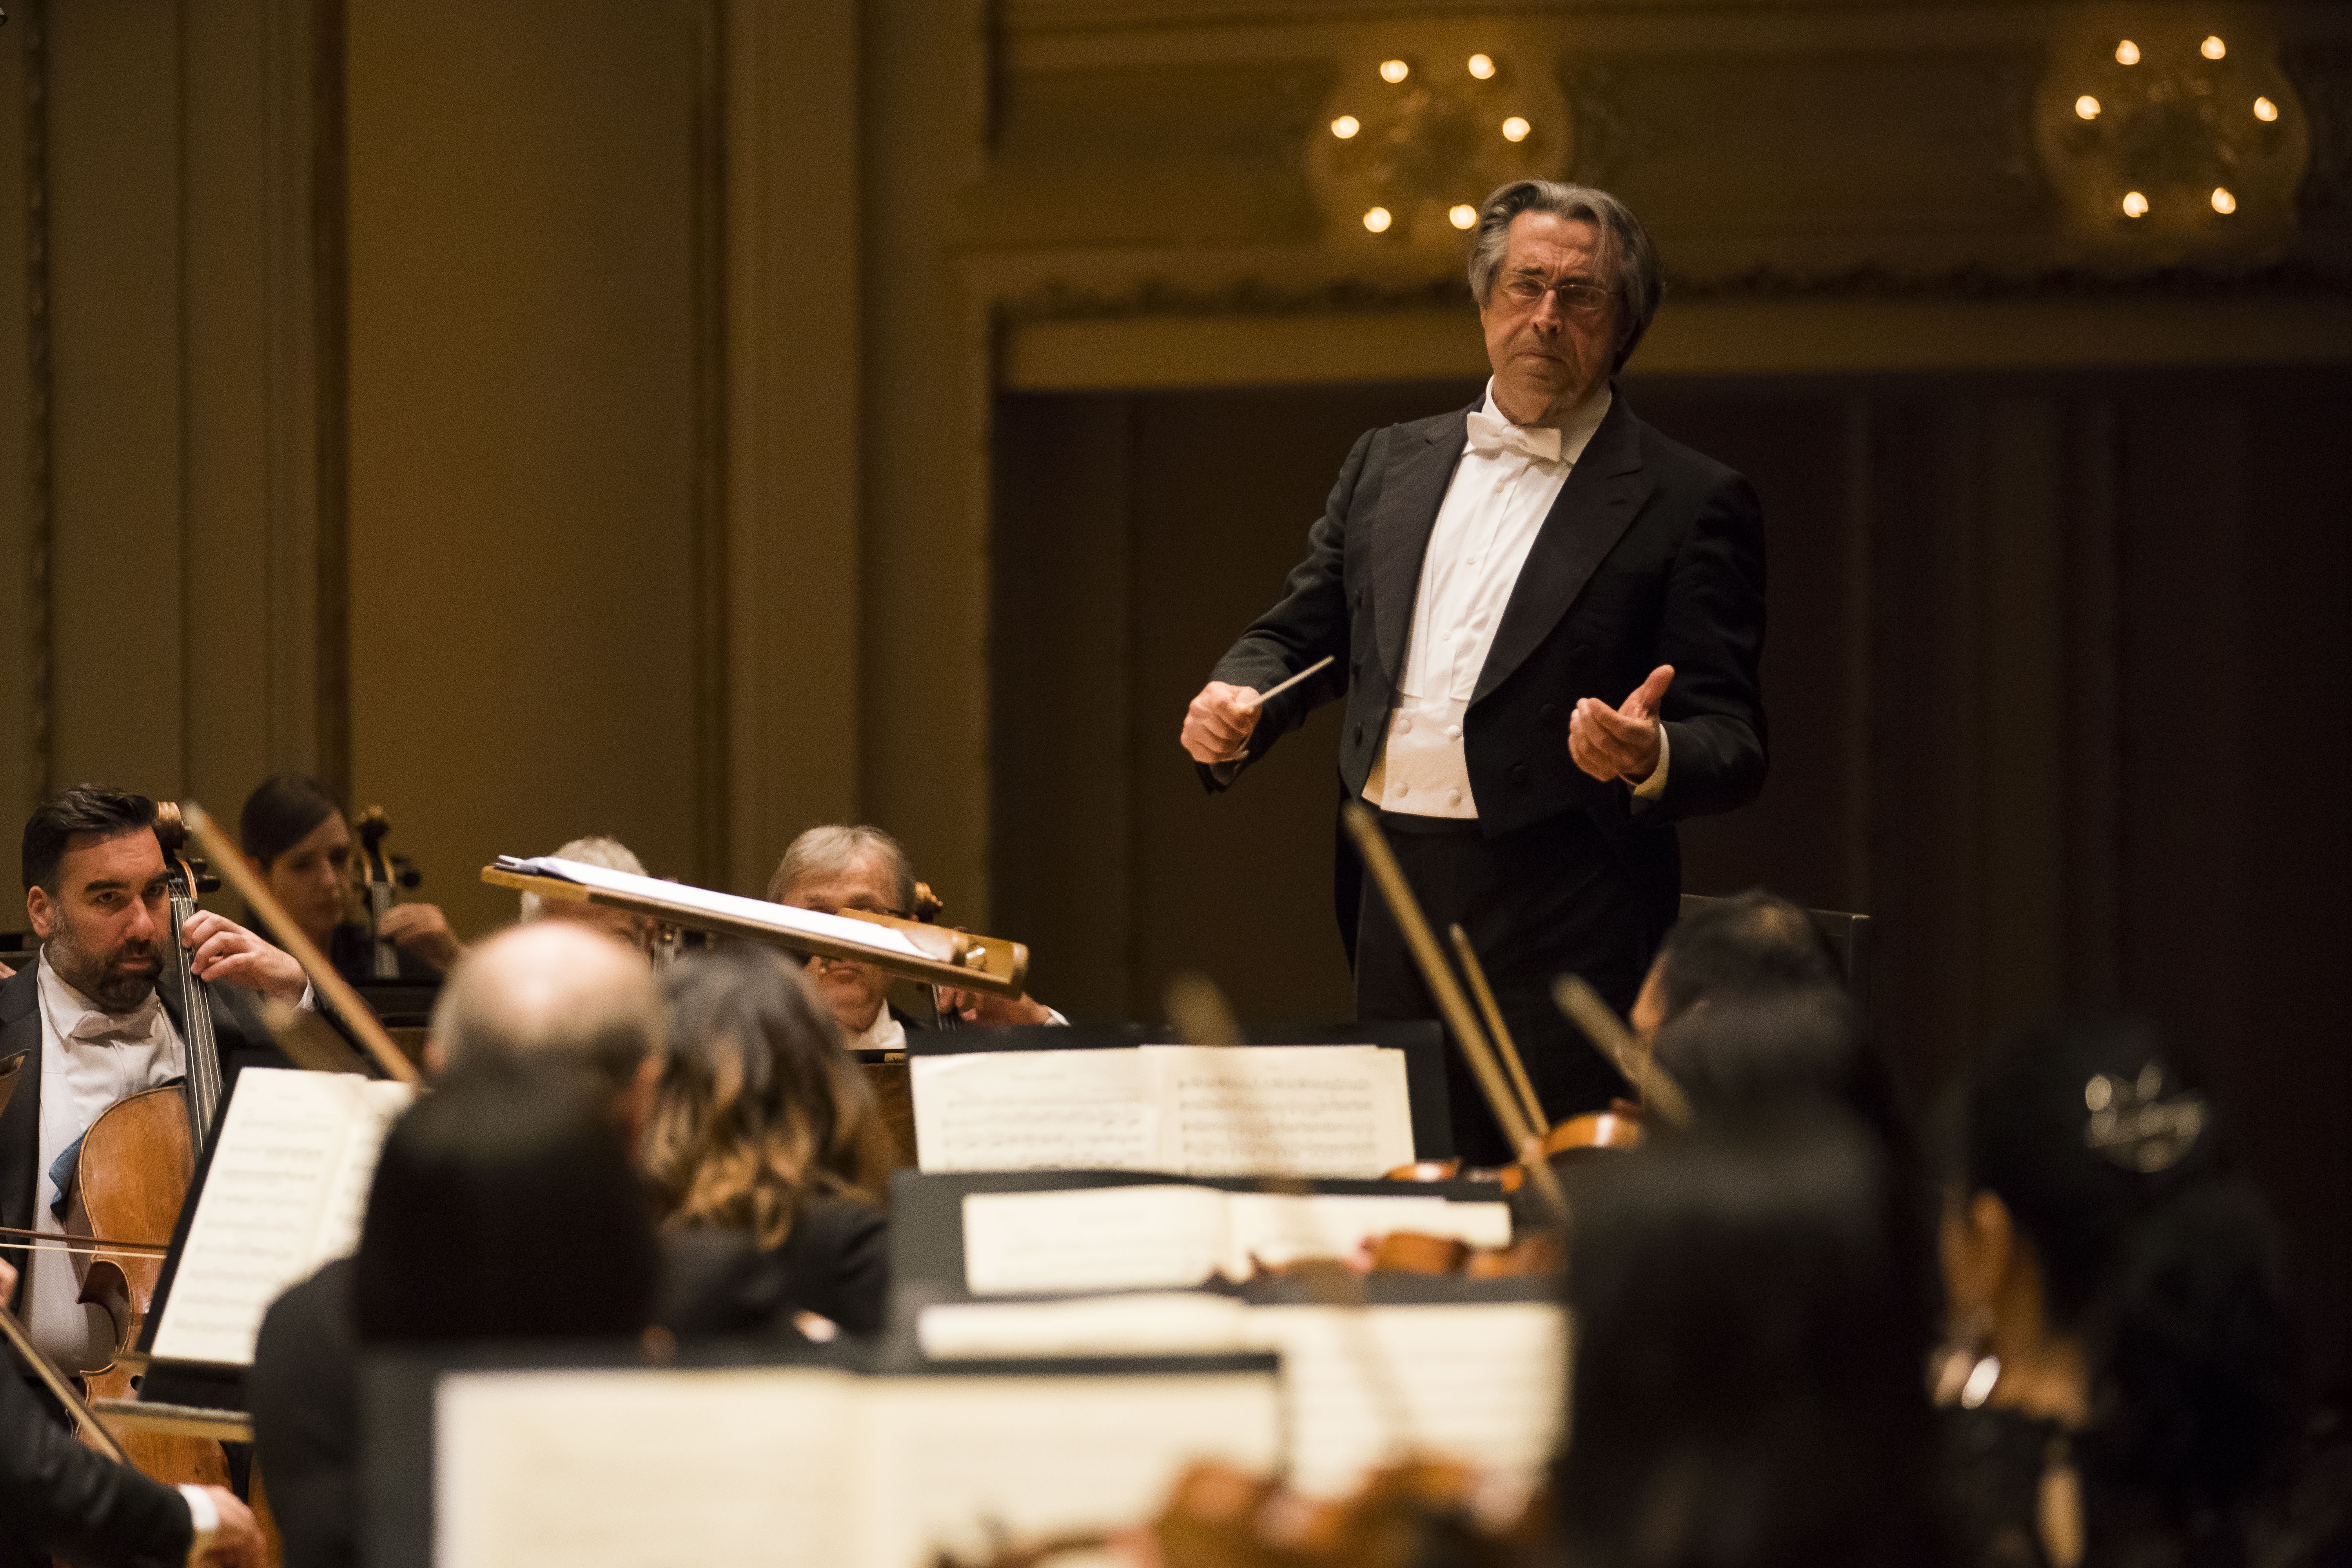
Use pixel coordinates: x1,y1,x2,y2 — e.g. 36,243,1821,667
236,775,463,984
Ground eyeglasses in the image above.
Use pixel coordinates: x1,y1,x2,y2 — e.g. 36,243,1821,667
1499,276,1614,317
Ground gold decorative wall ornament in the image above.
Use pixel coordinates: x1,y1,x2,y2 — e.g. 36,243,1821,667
2036,16,2307,254
1308,31,1571,254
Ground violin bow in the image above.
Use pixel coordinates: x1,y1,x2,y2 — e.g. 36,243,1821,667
1340,803,1568,1222
179,802,421,1085
1550,975,1691,1129
1445,925,1551,1141
0,1225,170,1259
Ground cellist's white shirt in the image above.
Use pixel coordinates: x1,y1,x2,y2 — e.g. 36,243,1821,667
29,951,185,1368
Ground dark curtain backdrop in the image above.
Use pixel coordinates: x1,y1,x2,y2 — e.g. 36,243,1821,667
992,366,2352,1389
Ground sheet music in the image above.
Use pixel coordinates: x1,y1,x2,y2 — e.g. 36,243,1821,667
437,1367,859,1568
500,856,930,960
912,1045,1414,1178
433,1364,1279,1568
962,1185,1232,1294
918,1293,1256,1361
913,1050,1160,1173
150,1069,416,1367
960,1186,1512,1294
1248,1302,1569,1503
1152,1045,1414,1178
912,1297,1564,1508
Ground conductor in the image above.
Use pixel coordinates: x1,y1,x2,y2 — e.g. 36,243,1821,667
1181,180,1767,1161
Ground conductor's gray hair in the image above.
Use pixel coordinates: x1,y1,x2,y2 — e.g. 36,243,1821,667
1466,180,1662,372
518,835,647,922
766,824,917,916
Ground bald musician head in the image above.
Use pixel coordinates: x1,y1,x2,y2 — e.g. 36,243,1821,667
424,921,664,1136
517,834,658,956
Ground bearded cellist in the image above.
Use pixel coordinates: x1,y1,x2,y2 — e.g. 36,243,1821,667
0,786,302,1377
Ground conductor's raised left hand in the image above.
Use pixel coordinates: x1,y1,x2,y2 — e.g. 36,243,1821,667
178,910,308,1001
1568,664,1671,784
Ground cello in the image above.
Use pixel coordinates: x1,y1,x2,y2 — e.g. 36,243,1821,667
62,804,235,1489
353,807,421,981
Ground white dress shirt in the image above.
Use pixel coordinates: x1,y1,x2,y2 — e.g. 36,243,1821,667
29,952,186,1368
842,1007,908,1054
1364,381,1669,819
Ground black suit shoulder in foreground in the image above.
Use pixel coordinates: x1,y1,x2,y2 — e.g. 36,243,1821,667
249,1258,361,1568
0,1357,191,1568
657,1194,891,1341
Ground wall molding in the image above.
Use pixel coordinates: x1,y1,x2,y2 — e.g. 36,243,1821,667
22,0,50,804
690,0,729,888
310,0,350,806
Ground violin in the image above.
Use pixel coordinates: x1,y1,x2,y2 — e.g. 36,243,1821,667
61,803,235,1490
354,807,422,981
937,1459,1542,1568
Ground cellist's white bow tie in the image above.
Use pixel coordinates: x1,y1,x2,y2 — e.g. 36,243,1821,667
63,989,163,1045
1465,409,1564,463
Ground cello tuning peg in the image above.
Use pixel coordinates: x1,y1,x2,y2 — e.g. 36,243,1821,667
196,873,222,895
392,853,422,889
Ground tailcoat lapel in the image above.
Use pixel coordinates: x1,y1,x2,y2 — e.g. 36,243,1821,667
1370,407,1474,683
0,967,45,1289
1472,394,1650,704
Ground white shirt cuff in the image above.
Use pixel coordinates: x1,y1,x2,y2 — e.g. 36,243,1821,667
1632,724,1672,800
298,982,317,1013
178,1484,218,1559
1044,1007,1069,1027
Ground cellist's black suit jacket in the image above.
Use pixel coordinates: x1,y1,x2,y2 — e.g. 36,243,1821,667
1205,387,1767,1135
0,958,286,1313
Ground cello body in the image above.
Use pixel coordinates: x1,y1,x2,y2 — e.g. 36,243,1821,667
65,1084,231,1487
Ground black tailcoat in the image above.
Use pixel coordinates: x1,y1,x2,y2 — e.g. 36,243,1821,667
1204,387,1767,1150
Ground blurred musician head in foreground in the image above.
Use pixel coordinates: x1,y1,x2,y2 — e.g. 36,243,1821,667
517,833,658,956
640,944,894,1338
1628,889,1844,1042
1556,1108,1937,1568
1651,986,1906,1155
250,925,664,1568
355,1063,659,1344
1934,1018,2294,1568
238,773,464,975
769,823,1055,1048
426,920,665,1136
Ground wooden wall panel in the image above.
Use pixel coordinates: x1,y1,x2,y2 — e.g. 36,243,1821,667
0,14,31,883
45,0,183,798
346,0,705,935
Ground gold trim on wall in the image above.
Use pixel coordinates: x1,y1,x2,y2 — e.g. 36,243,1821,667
22,0,50,802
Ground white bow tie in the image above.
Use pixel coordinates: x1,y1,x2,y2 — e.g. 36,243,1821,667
1465,409,1563,463
64,990,163,1046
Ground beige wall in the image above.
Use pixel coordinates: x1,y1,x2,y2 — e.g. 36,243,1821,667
1,0,328,907
0,0,2345,934
345,0,708,937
